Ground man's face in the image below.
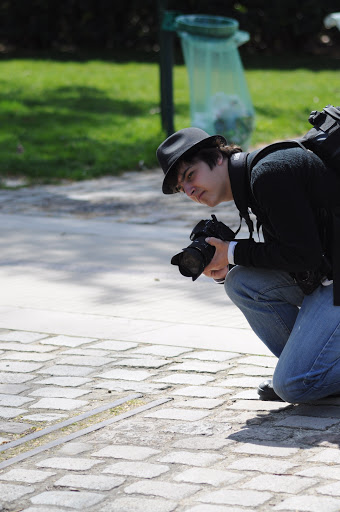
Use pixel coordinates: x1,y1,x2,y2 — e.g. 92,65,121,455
175,156,232,207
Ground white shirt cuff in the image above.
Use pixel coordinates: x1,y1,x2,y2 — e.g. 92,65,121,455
228,241,238,265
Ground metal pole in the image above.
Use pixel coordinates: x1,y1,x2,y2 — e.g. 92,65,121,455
158,0,175,136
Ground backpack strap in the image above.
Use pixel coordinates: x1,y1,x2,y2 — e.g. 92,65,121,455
248,140,307,170
228,152,253,238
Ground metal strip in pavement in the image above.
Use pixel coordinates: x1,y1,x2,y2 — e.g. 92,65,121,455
0,393,142,454
0,396,172,470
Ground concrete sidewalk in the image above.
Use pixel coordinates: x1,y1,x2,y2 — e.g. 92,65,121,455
0,172,339,512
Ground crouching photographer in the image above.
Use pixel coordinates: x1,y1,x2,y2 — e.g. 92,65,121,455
157,125,340,404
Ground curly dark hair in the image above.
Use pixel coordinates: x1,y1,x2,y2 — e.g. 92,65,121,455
169,143,242,193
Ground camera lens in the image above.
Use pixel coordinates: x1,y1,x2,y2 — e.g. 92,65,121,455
181,249,204,276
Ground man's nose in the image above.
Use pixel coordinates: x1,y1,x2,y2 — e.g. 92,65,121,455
183,183,194,197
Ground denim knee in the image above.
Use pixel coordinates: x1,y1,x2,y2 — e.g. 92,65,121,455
224,266,249,305
273,372,310,404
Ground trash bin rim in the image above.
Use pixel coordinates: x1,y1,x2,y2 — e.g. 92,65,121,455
175,14,239,38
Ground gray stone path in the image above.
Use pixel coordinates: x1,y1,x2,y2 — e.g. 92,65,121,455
0,171,338,511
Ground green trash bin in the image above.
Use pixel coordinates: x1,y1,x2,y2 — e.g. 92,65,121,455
176,15,255,149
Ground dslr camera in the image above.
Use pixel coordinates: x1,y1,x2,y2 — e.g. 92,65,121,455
171,214,235,281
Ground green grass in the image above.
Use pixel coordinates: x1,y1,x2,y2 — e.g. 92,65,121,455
0,54,339,182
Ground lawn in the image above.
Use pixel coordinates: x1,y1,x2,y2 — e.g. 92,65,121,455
0,53,339,183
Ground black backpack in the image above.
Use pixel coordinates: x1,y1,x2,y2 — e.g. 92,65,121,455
230,104,340,176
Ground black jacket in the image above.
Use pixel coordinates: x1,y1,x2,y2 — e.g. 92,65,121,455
228,146,340,304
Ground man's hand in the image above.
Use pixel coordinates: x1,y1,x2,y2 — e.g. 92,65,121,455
203,237,230,279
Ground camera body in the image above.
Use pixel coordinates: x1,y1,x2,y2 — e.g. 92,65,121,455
171,214,235,281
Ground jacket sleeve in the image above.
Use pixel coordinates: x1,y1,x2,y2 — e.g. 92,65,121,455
233,161,324,272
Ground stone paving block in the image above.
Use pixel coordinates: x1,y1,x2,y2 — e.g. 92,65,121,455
63,348,110,356
57,442,92,455
36,457,102,470
35,377,91,387
0,482,34,501
54,474,125,490
167,361,231,373
98,369,155,381
40,335,96,347
112,358,170,369
0,393,34,406
0,435,9,443
297,465,340,479
153,374,214,385
0,342,56,353
2,352,55,362
274,495,340,511
0,372,35,383
233,443,299,457
227,399,290,411
186,506,246,512
0,331,47,343
218,376,268,388
29,397,88,410
174,467,244,486
103,461,170,478
317,481,340,496
132,345,192,357
172,437,229,450
275,415,339,430
227,456,297,473
0,361,42,373
240,356,276,367
93,380,170,394
101,497,177,512
242,474,316,493
162,422,221,436
290,403,340,419
145,408,210,422
183,351,239,362
229,365,273,376
30,490,104,509
171,386,229,398
29,387,90,398
158,451,224,467
92,445,160,460
56,356,113,367
24,413,67,422
18,508,70,512
38,365,95,377
174,399,225,409
0,468,55,483
0,406,27,418
124,480,201,500
93,340,138,351
308,448,340,464
232,389,259,400
198,488,271,506
0,383,28,394
0,420,30,433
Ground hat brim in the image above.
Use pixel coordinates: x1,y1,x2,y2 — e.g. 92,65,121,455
162,134,227,194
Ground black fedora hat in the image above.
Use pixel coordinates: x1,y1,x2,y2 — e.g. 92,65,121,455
156,127,227,194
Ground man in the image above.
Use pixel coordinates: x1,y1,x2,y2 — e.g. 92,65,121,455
156,127,340,403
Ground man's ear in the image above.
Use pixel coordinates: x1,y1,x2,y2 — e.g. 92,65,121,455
217,154,223,165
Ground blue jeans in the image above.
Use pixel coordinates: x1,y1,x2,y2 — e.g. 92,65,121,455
225,266,340,402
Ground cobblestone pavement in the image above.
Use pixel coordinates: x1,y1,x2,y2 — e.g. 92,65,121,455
0,173,339,512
